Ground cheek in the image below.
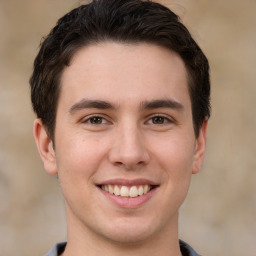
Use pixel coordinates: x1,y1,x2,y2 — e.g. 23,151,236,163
55,137,105,206
55,134,107,180
151,133,195,187
155,133,195,167
148,135,195,220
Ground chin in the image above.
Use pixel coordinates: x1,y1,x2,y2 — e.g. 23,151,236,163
101,218,156,244
106,231,152,245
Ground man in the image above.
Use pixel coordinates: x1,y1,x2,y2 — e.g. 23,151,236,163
30,0,210,255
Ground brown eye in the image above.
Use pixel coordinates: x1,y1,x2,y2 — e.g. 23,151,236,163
152,116,165,124
89,116,103,124
146,115,173,126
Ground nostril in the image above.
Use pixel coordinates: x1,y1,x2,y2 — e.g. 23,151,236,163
114,161,123,166
113,160,146,169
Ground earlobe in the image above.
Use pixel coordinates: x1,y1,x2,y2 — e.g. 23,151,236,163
192,119,208,174
33,119,58,175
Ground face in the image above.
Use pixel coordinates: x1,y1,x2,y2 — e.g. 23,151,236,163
34,42,207,245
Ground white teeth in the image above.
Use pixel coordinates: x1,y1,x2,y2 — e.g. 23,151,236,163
101,184,152,197
120,186,129,197
114,185,120,196
138,186,144,196
108,185,114,194
129,186,138,197
143,184,149,194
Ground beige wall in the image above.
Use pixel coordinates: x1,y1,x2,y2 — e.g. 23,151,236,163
0,0,255,255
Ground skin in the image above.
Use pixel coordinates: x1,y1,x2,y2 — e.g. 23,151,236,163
34,42,207,256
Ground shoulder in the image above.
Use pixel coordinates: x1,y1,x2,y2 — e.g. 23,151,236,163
44,242,67,256
179,240,202,256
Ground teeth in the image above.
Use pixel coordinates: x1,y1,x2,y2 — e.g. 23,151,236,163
138,186,144,196
101,184,151,197
108,185,114,194
143,184,149,194
120,186,129,197
129,186,138,197
114,185,120,196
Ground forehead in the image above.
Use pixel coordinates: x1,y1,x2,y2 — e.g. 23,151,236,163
59,42,190,109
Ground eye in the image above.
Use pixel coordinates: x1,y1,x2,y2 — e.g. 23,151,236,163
151,116,166,124
83,115,108,125
89,116,103,124
147,115,173,125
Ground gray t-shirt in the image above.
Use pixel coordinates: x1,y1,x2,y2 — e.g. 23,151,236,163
44,240,201,256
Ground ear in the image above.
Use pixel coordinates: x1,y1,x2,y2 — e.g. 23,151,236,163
192,119,208,174
33,119,58,175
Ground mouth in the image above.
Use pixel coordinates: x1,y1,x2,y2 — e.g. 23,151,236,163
98,184,157,198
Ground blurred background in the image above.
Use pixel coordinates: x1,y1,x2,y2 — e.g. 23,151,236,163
0,0,255,255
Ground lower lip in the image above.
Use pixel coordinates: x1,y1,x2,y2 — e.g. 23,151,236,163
98,187,157,209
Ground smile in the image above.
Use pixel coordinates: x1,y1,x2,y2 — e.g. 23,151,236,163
100,184,155,198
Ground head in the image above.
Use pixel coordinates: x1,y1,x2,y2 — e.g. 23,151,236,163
30,0,210,141
31,1,211,248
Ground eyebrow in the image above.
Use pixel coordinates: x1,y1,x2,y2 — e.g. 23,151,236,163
69,98,184,114
69,99,115,114
140,99,184,111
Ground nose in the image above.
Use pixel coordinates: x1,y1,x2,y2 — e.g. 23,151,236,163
108,124,150,170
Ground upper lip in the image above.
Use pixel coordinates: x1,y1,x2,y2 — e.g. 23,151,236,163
97,178,159,186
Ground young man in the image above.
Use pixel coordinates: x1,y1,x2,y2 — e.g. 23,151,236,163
30,0,210,255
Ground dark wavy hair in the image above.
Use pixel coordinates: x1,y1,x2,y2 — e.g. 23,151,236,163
30,0,210,140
